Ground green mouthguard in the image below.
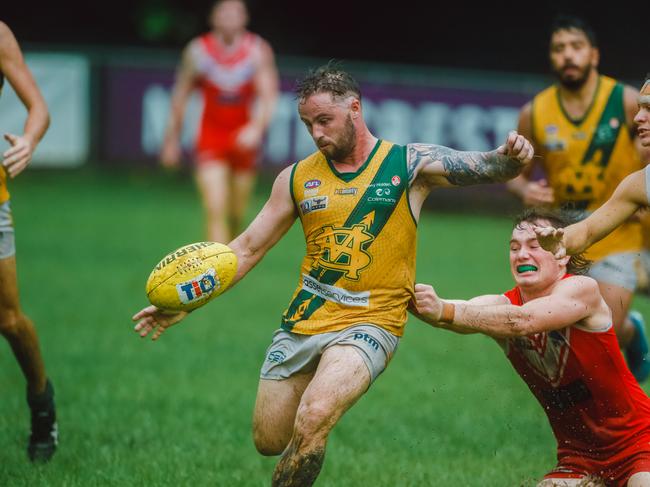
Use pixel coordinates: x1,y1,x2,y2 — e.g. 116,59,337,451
517,265,537,272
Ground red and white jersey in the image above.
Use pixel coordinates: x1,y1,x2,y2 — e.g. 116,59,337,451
190,31,262,130
503,279,650,460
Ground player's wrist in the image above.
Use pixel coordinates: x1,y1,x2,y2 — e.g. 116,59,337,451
439,301,455,324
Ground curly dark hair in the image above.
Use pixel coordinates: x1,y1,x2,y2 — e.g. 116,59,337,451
514,208,592,275
295,60,361,103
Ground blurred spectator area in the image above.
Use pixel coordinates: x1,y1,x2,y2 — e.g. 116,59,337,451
1,47,615,213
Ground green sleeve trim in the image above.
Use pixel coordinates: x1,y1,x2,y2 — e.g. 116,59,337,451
401,144,418,227
289,162,299,212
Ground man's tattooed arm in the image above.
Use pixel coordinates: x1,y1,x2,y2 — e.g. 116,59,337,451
407,143,526,187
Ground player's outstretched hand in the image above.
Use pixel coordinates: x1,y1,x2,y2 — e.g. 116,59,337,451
411,283,444,325
3,133,34,178
497,131,534,165
132,305,188,341
534,225,567,259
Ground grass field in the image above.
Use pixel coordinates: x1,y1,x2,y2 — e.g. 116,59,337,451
0,168,649,487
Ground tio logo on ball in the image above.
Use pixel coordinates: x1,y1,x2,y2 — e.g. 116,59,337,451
176,268,220,304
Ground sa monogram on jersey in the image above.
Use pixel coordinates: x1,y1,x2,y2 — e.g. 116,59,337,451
283,140,416,337
311,221,374,280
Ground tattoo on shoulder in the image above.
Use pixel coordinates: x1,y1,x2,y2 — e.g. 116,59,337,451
407,143,521,186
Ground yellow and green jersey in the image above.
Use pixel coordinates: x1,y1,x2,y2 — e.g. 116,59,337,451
281,140,416,337
531,75,643,261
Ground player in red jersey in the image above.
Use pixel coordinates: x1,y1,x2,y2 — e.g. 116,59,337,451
160,0,279,243
412,209,650,487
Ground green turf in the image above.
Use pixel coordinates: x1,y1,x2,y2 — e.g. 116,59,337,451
0,168,648,486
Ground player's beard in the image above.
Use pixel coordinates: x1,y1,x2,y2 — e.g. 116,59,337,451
554,62,592,91
319,115,357,162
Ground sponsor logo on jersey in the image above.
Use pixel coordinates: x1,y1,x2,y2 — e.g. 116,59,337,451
176,268,220,304
391,175,401,186
267,350,286,364
310,224,374,280
304,188,319,197
543,138,567,152
301,274,370,306
353,332,380,351
365,185,397,204
304,179,321,189
594,123,617,145
334,187,358,196
544,124,558,135
299,196,328,215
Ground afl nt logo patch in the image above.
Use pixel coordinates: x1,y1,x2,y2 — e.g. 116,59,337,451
304,179,321,189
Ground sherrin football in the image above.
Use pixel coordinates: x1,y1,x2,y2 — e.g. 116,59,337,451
145,242,238,312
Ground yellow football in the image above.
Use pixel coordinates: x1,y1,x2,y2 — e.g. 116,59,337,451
145,242,238,312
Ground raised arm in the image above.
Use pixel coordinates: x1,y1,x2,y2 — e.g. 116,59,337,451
407,131,533,189
505,103,554,206
133,165,298,339
0,22,50,178
160,44,198,168
536,169,648,257
412,277,607,339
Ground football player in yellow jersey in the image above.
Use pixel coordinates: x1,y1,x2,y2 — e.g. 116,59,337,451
536,75,650,273
133,63,534,486
506,15,650,381
0,22,57,462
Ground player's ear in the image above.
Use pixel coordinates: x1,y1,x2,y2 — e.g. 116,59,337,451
591,46,600,68
350,98,361,119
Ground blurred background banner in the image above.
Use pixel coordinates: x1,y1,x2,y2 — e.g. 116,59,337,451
0,50,547,172
0,53,90,167
103,56,541,168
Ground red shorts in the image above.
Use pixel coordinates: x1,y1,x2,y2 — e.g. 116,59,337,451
545,445,650,487
195,126,258,172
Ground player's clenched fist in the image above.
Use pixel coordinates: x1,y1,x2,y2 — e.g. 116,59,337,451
411,283,444,323
497,131,534,164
